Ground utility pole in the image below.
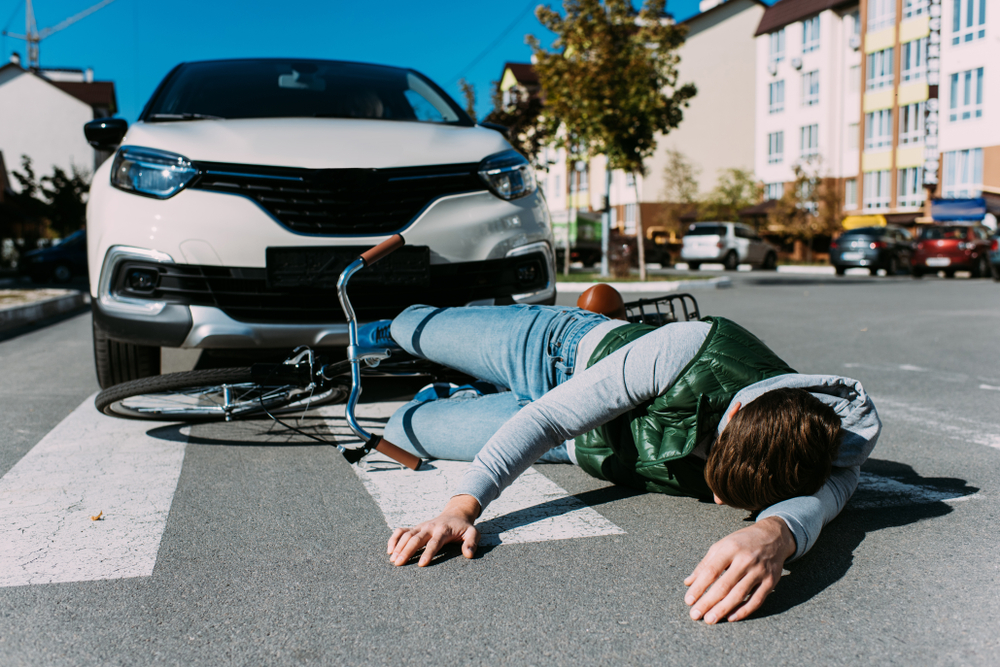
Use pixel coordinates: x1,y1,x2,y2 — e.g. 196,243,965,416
4,0,117,69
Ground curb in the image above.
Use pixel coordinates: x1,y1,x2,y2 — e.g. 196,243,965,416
0,290,91,333
556,277,732,293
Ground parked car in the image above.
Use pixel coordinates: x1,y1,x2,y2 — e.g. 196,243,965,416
910,224,993,278
555,235,672,269
828,225,912,276
680,222,777,271
988,233,1000,281
84,58,556,388
21,229,88,283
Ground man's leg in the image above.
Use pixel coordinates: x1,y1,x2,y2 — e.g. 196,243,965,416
389,304,606,402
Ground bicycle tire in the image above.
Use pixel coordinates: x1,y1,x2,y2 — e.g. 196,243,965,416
95,367,348,422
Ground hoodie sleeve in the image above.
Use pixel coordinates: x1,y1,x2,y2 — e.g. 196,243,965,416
725,374,882,561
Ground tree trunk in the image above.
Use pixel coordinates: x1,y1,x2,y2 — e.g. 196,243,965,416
601,167,611,277
565,168,575,276
633,176,646,281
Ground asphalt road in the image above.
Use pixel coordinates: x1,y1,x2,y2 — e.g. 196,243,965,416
1,270,998,666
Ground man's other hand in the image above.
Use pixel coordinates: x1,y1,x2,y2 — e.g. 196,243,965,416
683,516,796,623
387,494,481,567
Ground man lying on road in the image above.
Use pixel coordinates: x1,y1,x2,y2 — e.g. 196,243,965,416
359,297,881,624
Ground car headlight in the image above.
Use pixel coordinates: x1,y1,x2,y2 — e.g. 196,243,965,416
111,146,198,199
478,150,536,201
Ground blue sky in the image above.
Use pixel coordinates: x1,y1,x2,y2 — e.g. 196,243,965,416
2,0,709,122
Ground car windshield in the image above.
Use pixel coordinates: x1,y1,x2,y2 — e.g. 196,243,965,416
686,224,726,236
920,226,967,240
144,59,468,125
841,227,883,237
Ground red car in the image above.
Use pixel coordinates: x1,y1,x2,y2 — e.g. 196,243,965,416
911,225,993,278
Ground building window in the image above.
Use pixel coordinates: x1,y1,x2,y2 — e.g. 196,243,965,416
768,80,785,114
802,71,820,106
847,122,860,150
864,109,893,150
849,65,861,93
768,131,784,164
903,0,928,20
952,0,986,44
578,168,589,193
800,124,819,159
769,29,786,63
802,16,820,53
899,102,925,144
901,38,927,83
897,167,924,207
942,148,983,198
866,48,894,90
845,178,858,209
949,68,984,121
553,174,562,197
765,182,783,200
623,203,637,235
868,0,896,32
863,170,891,209
624,172,635,187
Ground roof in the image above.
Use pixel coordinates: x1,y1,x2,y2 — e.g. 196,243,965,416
680,0,767,27
739,199,778,216
755,0,858,36
48,80,117,113
501,62,538,86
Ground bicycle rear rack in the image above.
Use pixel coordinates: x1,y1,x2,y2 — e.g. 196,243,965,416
623,293,701,327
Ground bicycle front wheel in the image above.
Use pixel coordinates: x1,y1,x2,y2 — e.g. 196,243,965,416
95,367,347,422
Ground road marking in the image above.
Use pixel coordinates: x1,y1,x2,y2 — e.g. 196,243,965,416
0,395,186,588
876,396,1000,450
851,473,979,509
354,452,625,547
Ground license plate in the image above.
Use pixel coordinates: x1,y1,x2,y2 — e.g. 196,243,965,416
840,252,864,261
266,245,431,289
926,257,951,267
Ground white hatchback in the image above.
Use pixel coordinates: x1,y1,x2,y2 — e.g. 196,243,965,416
680,222,777,271
84,58,556,388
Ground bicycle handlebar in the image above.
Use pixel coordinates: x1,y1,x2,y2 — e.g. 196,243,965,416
360,234,405,266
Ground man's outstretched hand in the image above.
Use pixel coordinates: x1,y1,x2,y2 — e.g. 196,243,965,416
684,516,796,624
387,494,482,567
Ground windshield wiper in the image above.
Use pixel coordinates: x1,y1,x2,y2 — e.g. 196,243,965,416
147,113,224,122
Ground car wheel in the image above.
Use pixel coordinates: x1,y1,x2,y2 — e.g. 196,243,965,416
944,270,956,279
993,263,1000,282
52,264,73,283
687,262,700,271
973,256,989,279
762,252,777,271
868,267,878,276
93,322,161,389
911,267,924,278
723,252,738,271
887,256,899,276
835,265,846,276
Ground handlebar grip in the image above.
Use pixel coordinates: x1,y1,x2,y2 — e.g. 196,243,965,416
374,437,422,471
360,234,405,267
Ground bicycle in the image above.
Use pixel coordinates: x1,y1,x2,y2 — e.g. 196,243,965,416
95,234,701,470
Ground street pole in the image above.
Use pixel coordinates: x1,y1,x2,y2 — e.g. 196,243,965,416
600,167,611,277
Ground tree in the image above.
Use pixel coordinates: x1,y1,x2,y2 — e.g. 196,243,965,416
661,148,699,204
483,82,551,168
698,168,759,222
9,155,90,238
458,78,477,122
767,159,840,261
529,0,696,280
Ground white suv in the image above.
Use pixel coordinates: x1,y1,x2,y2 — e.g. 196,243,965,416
84,59,556,387
680,222,777,271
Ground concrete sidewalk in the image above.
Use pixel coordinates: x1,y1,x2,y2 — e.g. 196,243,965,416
0,289,90,333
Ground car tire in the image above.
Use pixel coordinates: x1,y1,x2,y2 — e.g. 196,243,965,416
52,264,73,283
834,265,846,276
762,252,777,271
93,322,161,389
992,263,1000,282
973,256,989,279
944,270,956,279
887,256,899,276
687,262,700,271
911,267,924,278
723,252,738,271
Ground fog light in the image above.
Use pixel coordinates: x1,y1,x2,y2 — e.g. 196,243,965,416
128,268,158,291
517,263,538,284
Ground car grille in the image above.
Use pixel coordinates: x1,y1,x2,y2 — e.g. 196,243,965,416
189,161,486,235
111,252,550,324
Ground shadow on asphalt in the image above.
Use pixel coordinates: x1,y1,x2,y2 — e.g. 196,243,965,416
754,458,978,620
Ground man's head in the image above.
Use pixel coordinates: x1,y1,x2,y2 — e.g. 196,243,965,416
704,387,842,511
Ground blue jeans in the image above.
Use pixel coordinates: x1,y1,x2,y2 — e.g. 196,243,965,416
383,304,609,463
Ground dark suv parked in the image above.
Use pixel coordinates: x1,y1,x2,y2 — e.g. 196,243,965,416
911,224,992,278
829,226,912,276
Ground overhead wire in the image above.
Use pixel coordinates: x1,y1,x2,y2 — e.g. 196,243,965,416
451,0,538,82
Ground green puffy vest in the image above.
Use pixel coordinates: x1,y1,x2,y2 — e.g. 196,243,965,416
573,317,796,498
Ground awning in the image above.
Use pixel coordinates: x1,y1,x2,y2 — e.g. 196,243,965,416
931,198,986,221
842,214,886,230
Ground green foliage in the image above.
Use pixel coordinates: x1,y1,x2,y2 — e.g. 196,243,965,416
9,155,90,237
528,0,696,173
767,159,841,259
458,78,477,122
660,148,699,204
484,82,552,167
698,168,759,221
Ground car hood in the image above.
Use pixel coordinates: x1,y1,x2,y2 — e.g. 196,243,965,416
122,118,512,169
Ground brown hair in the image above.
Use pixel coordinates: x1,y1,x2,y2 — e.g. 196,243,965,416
704,387,842,511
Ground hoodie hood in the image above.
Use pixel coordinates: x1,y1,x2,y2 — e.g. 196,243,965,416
122,118,512,170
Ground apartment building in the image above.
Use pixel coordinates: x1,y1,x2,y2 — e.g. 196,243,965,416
756,0,998,229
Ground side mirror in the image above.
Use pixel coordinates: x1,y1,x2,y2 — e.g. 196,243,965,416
84,118,128,150
478,122,510,139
